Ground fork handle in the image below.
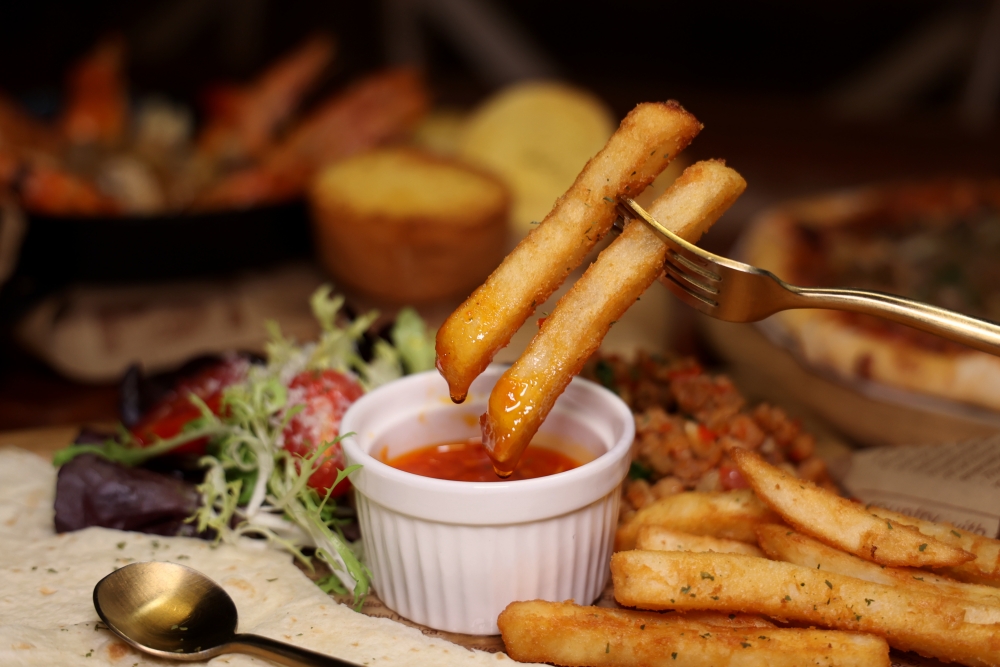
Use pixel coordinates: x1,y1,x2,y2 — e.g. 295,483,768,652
788,286,1000,356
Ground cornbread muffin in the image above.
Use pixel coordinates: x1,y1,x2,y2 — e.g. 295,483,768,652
310,148,509,304
458,82,614,236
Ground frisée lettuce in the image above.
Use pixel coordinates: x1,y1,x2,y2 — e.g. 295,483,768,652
53,286,437,603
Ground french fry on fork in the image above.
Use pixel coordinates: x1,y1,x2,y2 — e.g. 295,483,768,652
482,160,745,474
436,102,702,403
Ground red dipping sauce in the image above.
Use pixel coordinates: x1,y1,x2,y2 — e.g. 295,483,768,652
384,437,582,482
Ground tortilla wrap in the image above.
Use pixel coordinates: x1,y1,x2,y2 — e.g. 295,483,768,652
0,447,540,666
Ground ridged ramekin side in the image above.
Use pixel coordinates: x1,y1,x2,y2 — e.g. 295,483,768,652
355,487,621,635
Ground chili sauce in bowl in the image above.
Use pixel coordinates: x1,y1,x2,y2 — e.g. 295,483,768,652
381,434,589,482
340,365,633,635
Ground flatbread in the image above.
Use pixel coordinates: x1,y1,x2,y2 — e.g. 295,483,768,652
741,180,1000,412
0,447,540,666
0,446,56,542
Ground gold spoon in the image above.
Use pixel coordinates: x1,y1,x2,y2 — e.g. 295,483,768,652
93,561,362,666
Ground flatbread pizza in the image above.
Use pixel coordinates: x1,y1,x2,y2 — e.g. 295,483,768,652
741,180,1000,412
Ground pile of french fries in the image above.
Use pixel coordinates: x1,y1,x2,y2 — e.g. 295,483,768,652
499,449,1000,666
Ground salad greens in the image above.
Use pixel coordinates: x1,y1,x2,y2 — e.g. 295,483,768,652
53,286,437,604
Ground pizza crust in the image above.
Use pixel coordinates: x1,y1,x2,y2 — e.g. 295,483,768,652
742,183,1000,413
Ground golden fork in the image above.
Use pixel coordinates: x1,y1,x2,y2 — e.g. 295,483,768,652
616,197,1000,357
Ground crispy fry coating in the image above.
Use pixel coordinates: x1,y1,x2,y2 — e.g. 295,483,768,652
436,102,702,403
866,505,1000,586
676,611,775,629
498,599,889,667
639,526,765,557
732,449,973,568
482,161,745,473
616,489,779,551
756,524,1000,608
611,550,1000,666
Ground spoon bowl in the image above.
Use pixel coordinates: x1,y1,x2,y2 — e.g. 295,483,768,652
94,561,359,666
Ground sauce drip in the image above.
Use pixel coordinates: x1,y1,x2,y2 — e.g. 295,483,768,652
385,437,581,482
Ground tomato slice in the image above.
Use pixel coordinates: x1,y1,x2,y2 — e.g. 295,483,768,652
131,358,249,455
281,369,364,496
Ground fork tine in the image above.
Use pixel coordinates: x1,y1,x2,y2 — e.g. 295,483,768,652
660,271,719,310
663,255,719,296
668,248,721,283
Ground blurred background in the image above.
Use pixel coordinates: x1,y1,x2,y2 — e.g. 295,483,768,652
1,0,998,434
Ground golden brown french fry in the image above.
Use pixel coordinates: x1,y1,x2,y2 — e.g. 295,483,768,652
867,505,1000,586
678,611,774,629
616,489,780,551
756,524,1000,608
611,550,1000,666
498,600,890,667
482,161,745,473
639,525,765,557
436,102,702,403
731,449,973,568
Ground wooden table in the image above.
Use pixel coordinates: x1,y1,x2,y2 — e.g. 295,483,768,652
0,424,83,460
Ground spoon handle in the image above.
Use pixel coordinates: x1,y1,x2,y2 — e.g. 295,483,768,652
229,633,364,667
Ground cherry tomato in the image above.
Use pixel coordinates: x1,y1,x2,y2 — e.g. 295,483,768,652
281,369,364,496
131,357,249,455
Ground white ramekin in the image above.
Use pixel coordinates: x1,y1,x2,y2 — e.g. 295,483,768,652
340,365,634,635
